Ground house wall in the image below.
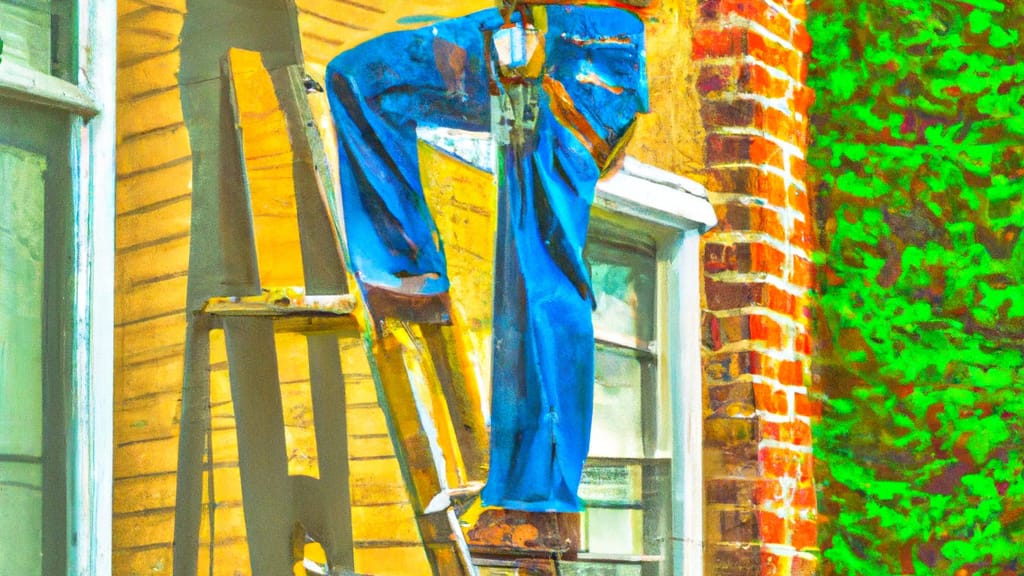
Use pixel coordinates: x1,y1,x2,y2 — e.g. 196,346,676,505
112,0,730,574
693,0,819,573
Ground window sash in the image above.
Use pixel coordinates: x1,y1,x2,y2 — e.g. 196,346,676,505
0,0,116,573
0,95,75,576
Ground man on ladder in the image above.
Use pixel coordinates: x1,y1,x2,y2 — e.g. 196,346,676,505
327,0,649,567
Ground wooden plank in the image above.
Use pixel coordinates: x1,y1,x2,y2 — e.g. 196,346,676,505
221,317,294,575
367,328,474,575
267,64,349,295
303,335,355,569
227,48,306,289
204,292,356,317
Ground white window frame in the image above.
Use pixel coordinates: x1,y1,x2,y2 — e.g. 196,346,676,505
0,0,116,573
588,157,716,576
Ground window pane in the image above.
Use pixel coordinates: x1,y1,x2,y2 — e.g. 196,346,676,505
0,143,46,575
0,0,76,79
583,508,643,555
590,346,654,458
587,234,655,344
579,462,643,505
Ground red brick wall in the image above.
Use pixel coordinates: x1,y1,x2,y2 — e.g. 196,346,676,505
693,0,819,573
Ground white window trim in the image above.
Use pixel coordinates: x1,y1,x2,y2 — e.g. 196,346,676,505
1,1,117,573
70,2,116,574
592,157,715,576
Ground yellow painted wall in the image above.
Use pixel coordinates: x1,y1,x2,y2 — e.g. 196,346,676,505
113,0,703,574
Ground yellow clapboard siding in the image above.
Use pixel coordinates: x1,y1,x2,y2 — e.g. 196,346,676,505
112,508,177,551
113,472,177,515
118,92,185,137
349,434,395,460
299,35,351,69
115,313,187,366
115,194,190,253
118,52,180,101
117,7,183,62
112,505,247,563
114,439,180,481
197,541,251,576
118,32,179,68
117,0,184,16
275,333,314,381
116,276,188,324
114,394,179,448
117,123,190,176
350,503,422,543
295,11,362,53
117,233,190,287
350,458,408,505
116,355,183,403
112,546,174,575
118,0,148,18
116,159,192,214
354,546,432,576
340,374,380,405
113,0,194,572
196,502,247,546
346,405,391,438
119,6,183,41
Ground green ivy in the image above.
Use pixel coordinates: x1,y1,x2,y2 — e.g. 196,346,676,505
807,0,1024,573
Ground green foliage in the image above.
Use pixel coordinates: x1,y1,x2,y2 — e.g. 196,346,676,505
807,0,1024,573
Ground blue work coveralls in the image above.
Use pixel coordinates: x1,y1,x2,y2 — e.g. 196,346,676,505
327,6,648,512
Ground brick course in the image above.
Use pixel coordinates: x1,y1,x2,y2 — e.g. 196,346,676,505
695,0,818,572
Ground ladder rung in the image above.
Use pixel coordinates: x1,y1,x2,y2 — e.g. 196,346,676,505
204,293,356,317
203,293,358,334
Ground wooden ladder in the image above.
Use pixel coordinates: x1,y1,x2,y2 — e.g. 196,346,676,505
171,48,488,576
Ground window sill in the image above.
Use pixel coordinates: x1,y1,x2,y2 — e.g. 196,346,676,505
0,61,98,118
